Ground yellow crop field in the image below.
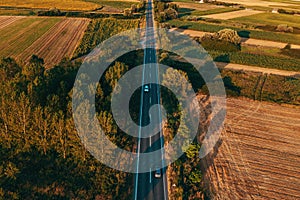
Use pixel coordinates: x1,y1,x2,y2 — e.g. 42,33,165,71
0,0,101,11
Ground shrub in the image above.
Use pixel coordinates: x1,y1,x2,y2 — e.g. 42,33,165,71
195,29,241,52
276,24,294,33
277,8,300,15
284,43,291,50
123,8,133,17
216,29,241,45
165,8,178,20
157,12,167,22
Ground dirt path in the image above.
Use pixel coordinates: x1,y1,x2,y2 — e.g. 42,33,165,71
200,97,300,200
216,62,300,77
170,28,300,49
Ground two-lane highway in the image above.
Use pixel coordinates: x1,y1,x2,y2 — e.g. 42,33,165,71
133,0,168,199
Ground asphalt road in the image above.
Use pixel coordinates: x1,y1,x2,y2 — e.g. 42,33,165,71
133,0,168,199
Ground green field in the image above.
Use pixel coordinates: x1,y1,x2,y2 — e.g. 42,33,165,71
0,17,62,58
210,50,300,71
85,0,138,10
0,9,35,16
0,0,100,11
179,7,241,18
169,19,300,44
232,13,300,29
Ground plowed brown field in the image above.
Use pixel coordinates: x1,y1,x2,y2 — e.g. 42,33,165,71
201,97,300,200
17,18,90,67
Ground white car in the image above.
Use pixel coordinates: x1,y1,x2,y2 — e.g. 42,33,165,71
154,168,161,178
144,85,149,93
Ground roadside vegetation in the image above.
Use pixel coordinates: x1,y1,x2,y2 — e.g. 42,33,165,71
0,56,138,199
73,18,140,58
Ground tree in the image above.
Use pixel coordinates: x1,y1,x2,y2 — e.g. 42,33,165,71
276,24,293,33
0,57,21,81
22,55,45,81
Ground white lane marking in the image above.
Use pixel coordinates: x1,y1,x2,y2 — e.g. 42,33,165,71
150,168,152,183
134,17,148,200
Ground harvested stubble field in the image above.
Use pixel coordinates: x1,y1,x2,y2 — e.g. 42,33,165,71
0,0,100,11
17,18,90,67
201,9,264,20
219,0,299,7
0,17,62,58
0,16,25,29
173,2,222,11
201,97,300,200
0,16,89,67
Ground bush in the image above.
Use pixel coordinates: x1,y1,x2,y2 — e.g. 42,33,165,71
278,8,300,15
123,8,133,17
194,29,241,52
284,43,291,50
165,8,178,20
276,24,294,33
216,29,241,45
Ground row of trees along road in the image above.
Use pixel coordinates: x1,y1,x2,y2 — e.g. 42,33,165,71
0,56,134,199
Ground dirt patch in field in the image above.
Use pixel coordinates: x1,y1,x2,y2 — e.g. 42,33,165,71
200,97,300,199
99,6,123,13
216,62,300,77
202,9,264,20
0,16,25,29
169,28,207,37
242,38,300,49
17,18,90,67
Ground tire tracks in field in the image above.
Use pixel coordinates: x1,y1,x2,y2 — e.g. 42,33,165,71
17,18,90,67
0,16,25,29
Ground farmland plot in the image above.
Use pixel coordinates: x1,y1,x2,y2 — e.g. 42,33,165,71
18,18,90,67
201,9,264,20
201,97,300,200
0,0,100,11
0,16,25,29
0,17,62,58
